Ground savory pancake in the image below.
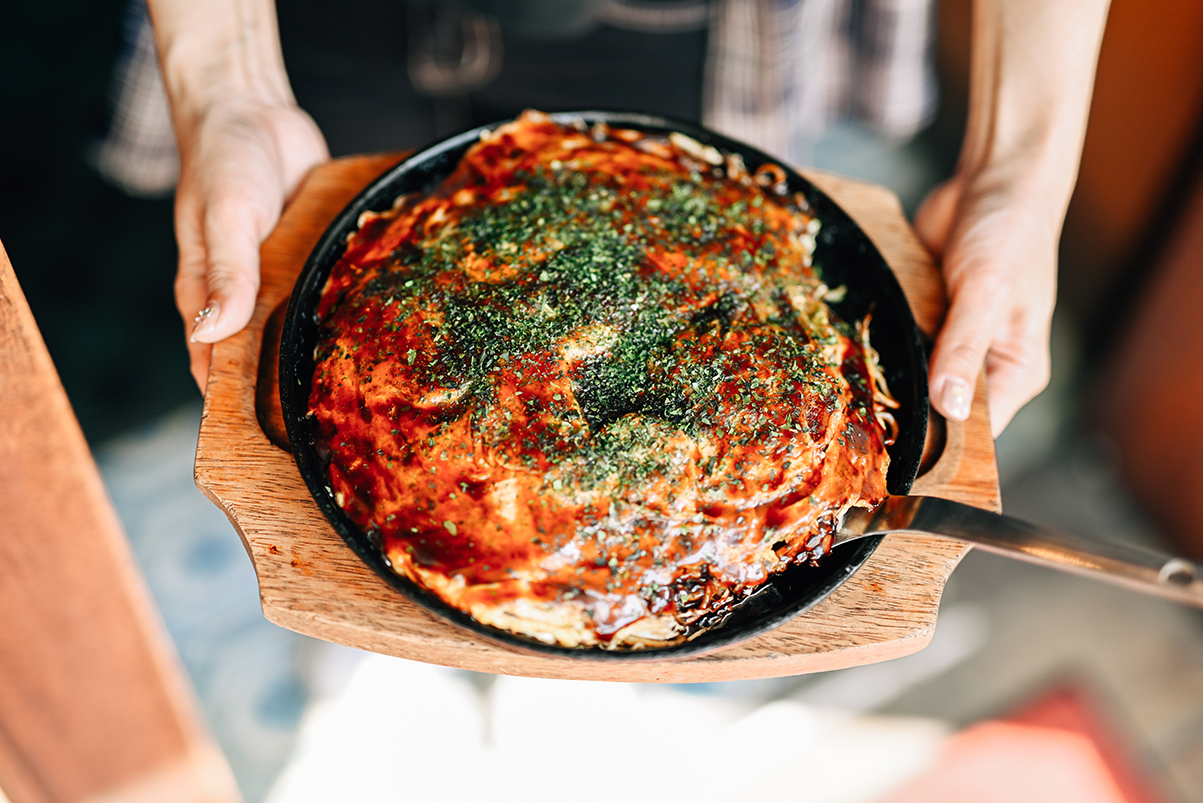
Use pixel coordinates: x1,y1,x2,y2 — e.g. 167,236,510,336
308,111,895,649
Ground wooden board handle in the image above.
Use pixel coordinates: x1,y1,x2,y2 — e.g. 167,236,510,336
195,155,1000,683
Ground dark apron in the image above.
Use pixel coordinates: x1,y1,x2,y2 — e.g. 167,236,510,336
276,0,710,156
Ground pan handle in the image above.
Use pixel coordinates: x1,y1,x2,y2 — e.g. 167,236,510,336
837,495,1203,609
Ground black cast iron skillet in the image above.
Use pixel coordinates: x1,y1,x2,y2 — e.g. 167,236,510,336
279,111,930,660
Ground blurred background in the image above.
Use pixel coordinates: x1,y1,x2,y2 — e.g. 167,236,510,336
3,0,1203,800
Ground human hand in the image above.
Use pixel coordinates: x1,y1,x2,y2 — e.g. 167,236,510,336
913,171,1058,437
174,100,328,392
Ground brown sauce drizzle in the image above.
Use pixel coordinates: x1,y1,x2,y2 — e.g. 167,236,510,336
308,111,892,647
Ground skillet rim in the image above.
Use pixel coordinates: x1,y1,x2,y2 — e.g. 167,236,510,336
279,110,929,661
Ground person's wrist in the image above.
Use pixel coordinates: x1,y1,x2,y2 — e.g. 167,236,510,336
149,0,295,138
952,147,1078,240
173,97,320,172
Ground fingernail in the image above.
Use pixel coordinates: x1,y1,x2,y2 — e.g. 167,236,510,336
191,302,221,343
939,377,972,421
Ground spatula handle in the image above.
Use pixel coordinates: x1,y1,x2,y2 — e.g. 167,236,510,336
840,496,1203,609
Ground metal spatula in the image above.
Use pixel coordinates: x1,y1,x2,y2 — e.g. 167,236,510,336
836,496,1203,608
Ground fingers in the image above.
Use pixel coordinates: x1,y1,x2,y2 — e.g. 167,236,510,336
173,190,214,393
171,104,329,392
981,314,1052,437
172,130,275,393
175,194,264,394
190,194,265,344
914,178,982,423
928,260,1010,424
913,178,961,256
186,341,213,394
929,283,1052,435
920,187,1056,435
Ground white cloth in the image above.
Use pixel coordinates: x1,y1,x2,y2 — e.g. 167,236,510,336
93,0,179,198
704,0,938,163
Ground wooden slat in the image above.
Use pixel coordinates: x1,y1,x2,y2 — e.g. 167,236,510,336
0,242,240,803
195,155,1000,683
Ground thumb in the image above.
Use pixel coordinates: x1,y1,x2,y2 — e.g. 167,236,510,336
188,196,267,345
927,263,1007,424
913,178,962,256
914,178,988,423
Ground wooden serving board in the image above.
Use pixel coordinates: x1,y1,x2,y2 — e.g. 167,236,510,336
195,153,1000,682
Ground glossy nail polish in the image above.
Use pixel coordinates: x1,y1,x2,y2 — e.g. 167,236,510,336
939,377,972,421
191,302,221,343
